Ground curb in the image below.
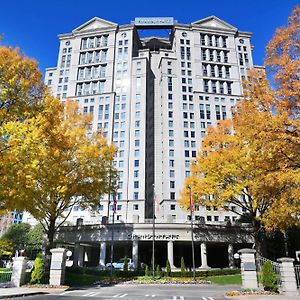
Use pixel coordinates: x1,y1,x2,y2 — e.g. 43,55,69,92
0,292,48,299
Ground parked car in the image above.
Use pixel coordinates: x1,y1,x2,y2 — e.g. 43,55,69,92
106,258,134,270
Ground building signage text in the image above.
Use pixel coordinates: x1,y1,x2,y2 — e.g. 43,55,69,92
134,17,174,27
127,233,179,240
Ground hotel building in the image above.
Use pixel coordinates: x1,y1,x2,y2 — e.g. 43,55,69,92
24,16,258,268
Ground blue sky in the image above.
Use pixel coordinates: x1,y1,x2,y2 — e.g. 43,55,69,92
0,0,298,73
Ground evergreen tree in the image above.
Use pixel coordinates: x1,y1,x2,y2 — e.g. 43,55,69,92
180,257,186,277
166,259,171,277
30,253,45,284
261,261,278,292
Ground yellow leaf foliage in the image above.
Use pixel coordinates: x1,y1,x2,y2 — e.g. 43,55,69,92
0,96,116,249
180,6,300,235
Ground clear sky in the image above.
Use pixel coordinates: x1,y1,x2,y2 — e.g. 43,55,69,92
0,0,298,74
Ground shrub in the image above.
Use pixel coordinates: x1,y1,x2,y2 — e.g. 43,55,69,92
30,253,45,284
155,264,161,278
261,261,278,292
166,260,171,277
123,256,128,272
180,257,186,277
145,265,149,276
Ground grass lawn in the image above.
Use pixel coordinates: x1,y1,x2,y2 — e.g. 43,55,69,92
206,274,242,285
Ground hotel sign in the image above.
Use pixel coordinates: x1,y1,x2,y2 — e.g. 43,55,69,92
127,233,179,240
134,17,174,27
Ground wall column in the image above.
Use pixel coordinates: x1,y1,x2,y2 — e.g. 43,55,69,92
72,242,80,267
132,240,139,270
238,248,258,289
98,242,106,269
228,243,234,268
11,257,28,287
200,242,209,269
167,241,175,268
49,248,67,286
277,257,297,294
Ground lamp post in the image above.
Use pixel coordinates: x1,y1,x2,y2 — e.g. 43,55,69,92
189,186,196,281
109,193,117,280
152,184,155,278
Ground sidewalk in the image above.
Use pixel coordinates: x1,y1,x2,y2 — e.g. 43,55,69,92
0,287,67,299
225,293,300,300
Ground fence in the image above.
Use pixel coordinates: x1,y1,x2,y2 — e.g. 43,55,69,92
256,256,282,287
0,269,12,286
294,265,300,289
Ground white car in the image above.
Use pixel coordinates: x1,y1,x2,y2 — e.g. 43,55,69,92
106,258,134,270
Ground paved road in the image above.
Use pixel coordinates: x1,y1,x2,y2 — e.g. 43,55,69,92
13,284,232,300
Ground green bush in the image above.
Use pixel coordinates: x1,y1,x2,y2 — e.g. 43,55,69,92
261,261,278,292
155,264,161,278
123,256,128,272
144,265,149,276
30,253,45,284
180,257,186,277
170,268,240,278
166,260,171,277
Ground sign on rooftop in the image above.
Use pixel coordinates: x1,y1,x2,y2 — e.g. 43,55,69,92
134,17,174,27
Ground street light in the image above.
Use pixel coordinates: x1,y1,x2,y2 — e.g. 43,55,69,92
189,186,196,281
152,184,156,278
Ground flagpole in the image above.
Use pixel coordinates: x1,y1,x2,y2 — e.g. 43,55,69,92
152,184,155,278
189,186,196,281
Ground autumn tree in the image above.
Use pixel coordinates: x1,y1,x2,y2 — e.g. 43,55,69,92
0,46,46,209
1,97,116,253
180,6,300,254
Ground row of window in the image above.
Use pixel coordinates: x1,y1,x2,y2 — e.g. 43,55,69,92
76,81,106,96
202,64,230,79
79,51,108,65
81,35,108,50
78,65,107,80
203,79,232,94
200,34,228,48
201,49,229,63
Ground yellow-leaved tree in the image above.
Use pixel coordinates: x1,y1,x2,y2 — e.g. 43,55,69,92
180,6,300,254
1,97,116,253
0,45,46,209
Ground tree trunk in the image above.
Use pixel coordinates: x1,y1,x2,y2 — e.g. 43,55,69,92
283,231,289,257
45,218,56,257
252,219,263,255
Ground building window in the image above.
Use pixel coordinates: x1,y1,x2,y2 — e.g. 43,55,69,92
170,192,175,200
170,204,176,210
133,204,139,210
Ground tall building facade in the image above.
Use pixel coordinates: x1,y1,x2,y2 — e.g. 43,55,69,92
36,16,256,227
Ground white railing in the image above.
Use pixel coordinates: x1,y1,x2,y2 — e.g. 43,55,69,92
294,265,300,289
256,256,282,287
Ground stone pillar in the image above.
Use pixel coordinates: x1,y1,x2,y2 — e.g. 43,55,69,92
11,257,28,287
167,241,175,268
132,240,139,269
200,242,209,268
277,257,297,293
228,244,234,268
72,242,80,267
98,242,106,269
238,248,258,289
49,248,67,286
